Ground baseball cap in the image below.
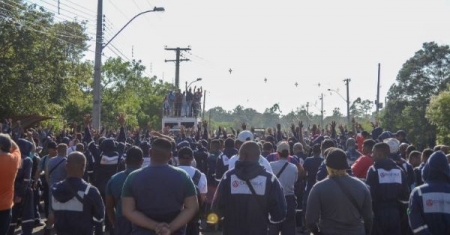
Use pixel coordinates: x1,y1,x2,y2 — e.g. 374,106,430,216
325,148,350,170
237,130,253,142
277,141,290,153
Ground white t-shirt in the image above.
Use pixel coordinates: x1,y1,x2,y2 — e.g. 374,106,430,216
228,155,273,173
142,157,151,168
177,165,208,194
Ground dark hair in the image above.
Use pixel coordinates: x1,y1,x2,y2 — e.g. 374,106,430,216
0,134,11,153
374,143,391,158
406,145,416,155
363,139,376,150
263,142,273,151
321,139,335,152
433,145,442,152
178,147,193,159
422,148,433,161
126,146,143,165
312,144,321,155
361,131,370,138
211,139,220,149
280,150,289,158
152,138,172,152
139,141,151,155
409,151,421,160
75,143,84,152
224,138,234,148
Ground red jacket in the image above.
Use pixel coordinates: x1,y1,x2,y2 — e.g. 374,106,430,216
351,154,373,179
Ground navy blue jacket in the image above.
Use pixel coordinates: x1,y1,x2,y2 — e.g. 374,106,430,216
408,152,450,235
16,139,33,198
212,161,286,235
215,148,238,181
414,162,426,187
194,147,209,174
207,151,222,187
366,159,410,210
52,177,104,235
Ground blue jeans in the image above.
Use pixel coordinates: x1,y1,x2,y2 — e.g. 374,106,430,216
0,209,12,235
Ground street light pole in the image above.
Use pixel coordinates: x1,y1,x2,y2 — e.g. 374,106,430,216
92,6,165,129
186,78,202,91
92,0,103,130
344,78,351,125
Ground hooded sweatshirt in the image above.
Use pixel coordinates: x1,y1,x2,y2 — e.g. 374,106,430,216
212,161,286,235
52,177,104,235
408,151,450,235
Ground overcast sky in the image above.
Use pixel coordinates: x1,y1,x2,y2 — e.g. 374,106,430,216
27,0,450,116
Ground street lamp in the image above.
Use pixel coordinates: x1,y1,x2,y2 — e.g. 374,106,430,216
92,6,165,129
328,87,351,125
185,78,202,91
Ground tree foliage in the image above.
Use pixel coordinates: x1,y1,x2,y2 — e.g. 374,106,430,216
381,42,450,147
0,1,173,131
426,85,450,144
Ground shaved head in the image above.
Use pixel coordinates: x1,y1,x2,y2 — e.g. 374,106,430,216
239,141,261,162
66,151,86,177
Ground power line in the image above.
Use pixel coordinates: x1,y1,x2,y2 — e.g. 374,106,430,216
106,0,128,20
34,0,96,21
6,0,96,31
0,6,93,40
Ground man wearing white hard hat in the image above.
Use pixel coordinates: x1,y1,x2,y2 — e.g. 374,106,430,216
227,130,273,173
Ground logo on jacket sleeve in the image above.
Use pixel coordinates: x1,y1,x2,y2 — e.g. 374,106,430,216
230,175,266,195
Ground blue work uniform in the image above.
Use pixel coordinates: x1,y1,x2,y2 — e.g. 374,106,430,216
366,158,410,235
408,151,450,235
8,139,34,235
52,177,105,235
212,161,287,235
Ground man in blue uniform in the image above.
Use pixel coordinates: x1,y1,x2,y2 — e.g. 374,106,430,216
122,137,199,235
212,141,286,235
106,146,143,235
215,138,238,181
51,151,105,235
7,139,34,235
366,142,410,235
408,151,450,235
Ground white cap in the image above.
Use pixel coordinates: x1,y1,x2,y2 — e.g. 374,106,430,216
237,130,254,142
383,138,400,154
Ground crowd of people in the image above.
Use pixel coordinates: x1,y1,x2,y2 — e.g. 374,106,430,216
1,115,450,235
163,87,203,117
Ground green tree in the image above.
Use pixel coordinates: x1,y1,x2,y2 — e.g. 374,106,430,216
0,0,90,120
381,42,450,148
426,86,450,144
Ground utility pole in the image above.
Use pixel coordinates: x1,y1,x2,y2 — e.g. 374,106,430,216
376,63,381,116
202,90,206,120
165,47,191,89
92,0,103,130
320,94,324,128
344,78,351,125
